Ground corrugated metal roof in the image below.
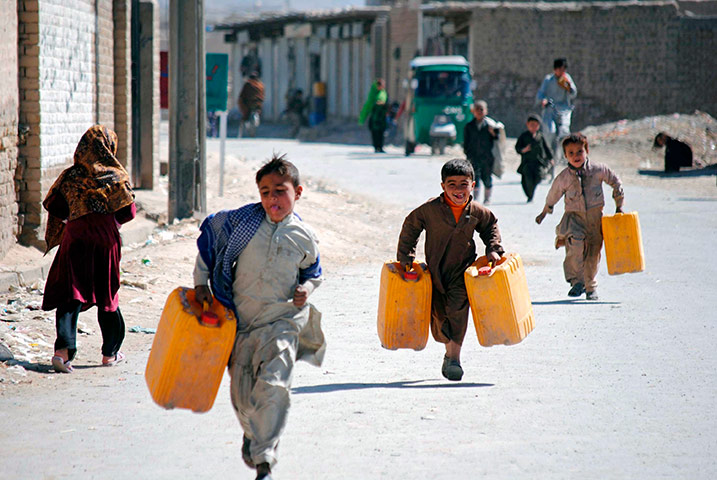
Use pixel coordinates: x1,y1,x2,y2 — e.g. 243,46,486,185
213,6,390,31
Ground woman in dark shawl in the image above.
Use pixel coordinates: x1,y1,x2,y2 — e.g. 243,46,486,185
42,125,136,373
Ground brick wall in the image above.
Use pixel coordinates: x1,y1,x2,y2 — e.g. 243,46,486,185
676,17,717,117
114,0,132,170
17,0,118,248
0,1,19,261
462,2,717,135
388,4,419,100
97,0,115,127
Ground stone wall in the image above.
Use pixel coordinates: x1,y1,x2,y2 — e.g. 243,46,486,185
0,1,19,260
463,2,717,135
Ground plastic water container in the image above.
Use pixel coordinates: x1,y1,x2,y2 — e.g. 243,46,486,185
601,212,645,275
377,262,431,350
464,253,535,347
145,287,236,413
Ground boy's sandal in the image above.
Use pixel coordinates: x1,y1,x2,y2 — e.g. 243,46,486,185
51,355,73,373
102,351,126,367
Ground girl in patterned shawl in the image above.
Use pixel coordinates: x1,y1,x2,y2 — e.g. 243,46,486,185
42,125,136,373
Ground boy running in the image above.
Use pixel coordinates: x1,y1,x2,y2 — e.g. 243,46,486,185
397,159,504,381
194,154,324,480
535,134,624,300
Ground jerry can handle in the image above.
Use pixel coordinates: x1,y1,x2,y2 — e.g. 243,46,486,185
200,301,220,327
477,261,493,276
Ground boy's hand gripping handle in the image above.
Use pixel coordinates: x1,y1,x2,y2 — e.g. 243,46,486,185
478,261,493,276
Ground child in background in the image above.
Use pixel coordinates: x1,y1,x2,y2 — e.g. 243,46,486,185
42,125,135,373
463,100,503,205
515,114,553,203
397,159,504,381
535,134,624,301
194,154,324,480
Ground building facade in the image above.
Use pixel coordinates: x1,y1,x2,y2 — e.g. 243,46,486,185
0,0,158,261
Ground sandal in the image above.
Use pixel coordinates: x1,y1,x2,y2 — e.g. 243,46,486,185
102,351,126,366
52,355,73,373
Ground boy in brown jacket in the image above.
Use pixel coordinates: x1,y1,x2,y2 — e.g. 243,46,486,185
535,133,624,301
397,159,504,381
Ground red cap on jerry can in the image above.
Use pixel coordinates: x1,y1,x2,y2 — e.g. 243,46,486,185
201,310,220,326
404,271,418,281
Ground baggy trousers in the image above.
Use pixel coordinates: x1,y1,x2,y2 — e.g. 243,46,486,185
430,278,471,346
542,107,572,161
229,319,300,467
558,207,603,292
55,300,125,361
520,165,543,201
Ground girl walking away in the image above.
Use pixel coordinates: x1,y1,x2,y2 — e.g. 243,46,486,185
42,125,136,373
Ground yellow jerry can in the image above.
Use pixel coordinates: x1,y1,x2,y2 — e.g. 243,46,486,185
377,262,432,351
145,287,236,413
464,253,534,347
601,211,645,275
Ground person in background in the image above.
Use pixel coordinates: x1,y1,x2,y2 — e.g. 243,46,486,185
359,78,389,153
653,132,693,172
239,72,265,122
515,113,553,202
463,100,502,205
536,58,578,172
42,125,136,373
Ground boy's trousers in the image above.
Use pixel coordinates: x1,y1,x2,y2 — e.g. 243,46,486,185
229,317,301,468
431,279,470,346
557,207,603,292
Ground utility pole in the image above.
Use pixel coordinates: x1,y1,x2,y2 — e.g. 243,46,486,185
168,0,206,220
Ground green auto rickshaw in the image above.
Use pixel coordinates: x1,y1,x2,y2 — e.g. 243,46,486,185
403,56,475,156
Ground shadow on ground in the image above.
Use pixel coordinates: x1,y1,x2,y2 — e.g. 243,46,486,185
638,164,717,178
293,380,494,394
532,299,621,305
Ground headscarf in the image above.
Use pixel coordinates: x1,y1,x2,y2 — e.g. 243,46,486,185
358,81,388,125
43,125,135,253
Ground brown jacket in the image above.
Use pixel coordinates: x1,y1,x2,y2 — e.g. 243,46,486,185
543,159,624,214
397,195,504,294
238,78,265,118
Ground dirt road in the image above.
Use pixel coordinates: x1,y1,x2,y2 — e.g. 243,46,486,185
1,129,716,479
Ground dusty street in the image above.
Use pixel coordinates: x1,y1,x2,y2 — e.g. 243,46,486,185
1,121,717,479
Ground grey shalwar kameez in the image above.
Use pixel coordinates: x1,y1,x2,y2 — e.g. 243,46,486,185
540,159,624,292
194,213,323,468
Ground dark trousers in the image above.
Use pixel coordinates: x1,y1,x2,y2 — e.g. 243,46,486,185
430,280,470,346
469,157,493,189
55,301,126,361
520,166,542,201
370,127,385,152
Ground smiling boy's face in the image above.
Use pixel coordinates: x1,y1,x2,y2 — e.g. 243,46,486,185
258,172,302,222
441,175,475,205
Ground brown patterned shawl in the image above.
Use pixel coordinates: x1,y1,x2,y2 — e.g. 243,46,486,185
43,125,135,253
